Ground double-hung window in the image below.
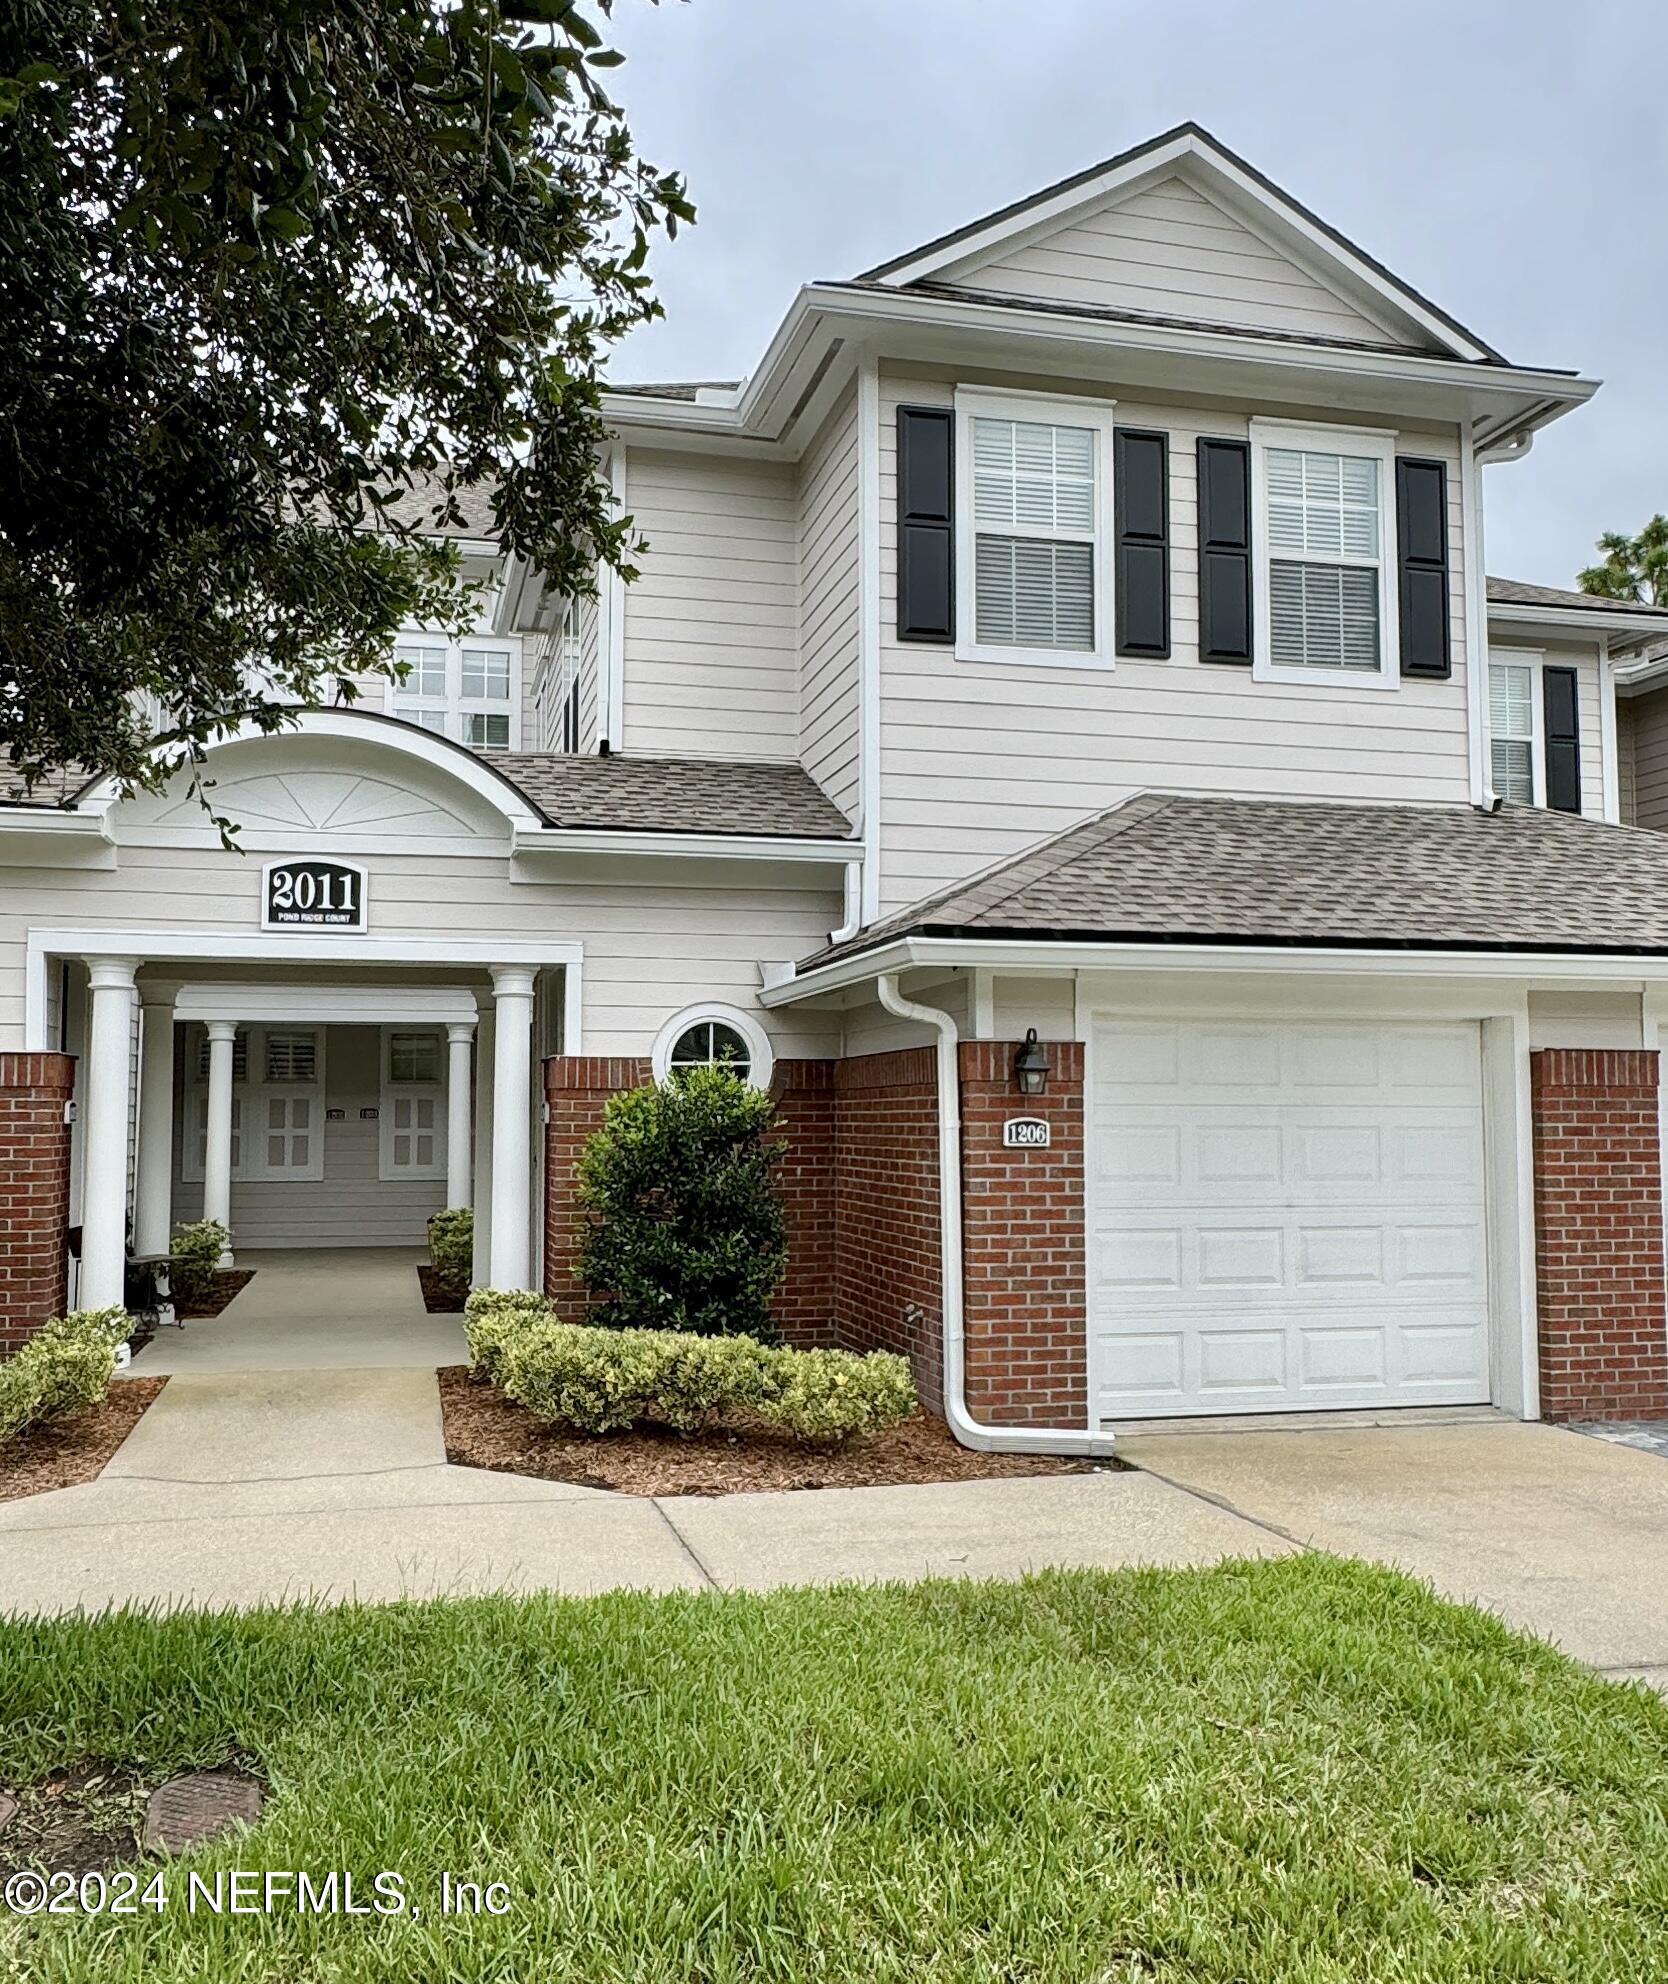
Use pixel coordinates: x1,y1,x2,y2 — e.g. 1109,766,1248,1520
1488,654,1542,804
391,634,520,751
955,391,1116,666
1250,420,1398,688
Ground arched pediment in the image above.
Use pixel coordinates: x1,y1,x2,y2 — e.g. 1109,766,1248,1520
109,714,540,850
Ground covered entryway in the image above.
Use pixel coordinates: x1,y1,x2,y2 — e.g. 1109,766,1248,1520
1090,1017,1492,1418
127,1248,467,1372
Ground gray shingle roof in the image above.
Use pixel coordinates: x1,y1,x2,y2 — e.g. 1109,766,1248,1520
493,753,852,839
1487,575,1668,618
800,793,1668,969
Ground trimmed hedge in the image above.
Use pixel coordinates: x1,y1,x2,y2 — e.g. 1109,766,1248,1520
427,1207,473,1292
0,1308,130,1449
168,1218,226,1303
464,1289,915,1445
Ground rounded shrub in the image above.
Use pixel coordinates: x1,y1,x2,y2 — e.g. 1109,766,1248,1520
0,1307,129,1448
168,1218,227,1303
576,1065,786,1342
427,1207,474,1293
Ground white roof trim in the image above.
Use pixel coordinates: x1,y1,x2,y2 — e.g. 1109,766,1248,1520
75,710,545,832
864,127,1494,365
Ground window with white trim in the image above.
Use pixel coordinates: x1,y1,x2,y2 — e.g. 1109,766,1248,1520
380,1028,446,1180
650,1004,774,1090
955,391,1115,666
1251,422,1398,687
1488,656,1541,804
183,1025,323,1183
390,633,520,751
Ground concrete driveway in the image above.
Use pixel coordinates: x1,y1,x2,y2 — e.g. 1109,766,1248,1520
1117,1418,1668,1690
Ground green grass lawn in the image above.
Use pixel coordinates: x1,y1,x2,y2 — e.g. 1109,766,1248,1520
2,1557,1666,1982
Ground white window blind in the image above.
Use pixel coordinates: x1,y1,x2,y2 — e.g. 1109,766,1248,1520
1489,662,1537,803
1265,448,1383,672
971,417,1098,652
196,1029,249,1083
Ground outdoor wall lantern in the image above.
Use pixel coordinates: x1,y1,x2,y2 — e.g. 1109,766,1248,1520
1014,1028,1051,1097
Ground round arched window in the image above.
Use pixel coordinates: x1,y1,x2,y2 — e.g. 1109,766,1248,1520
652,1006,774,1088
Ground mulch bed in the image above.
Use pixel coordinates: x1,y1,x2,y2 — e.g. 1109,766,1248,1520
0,1761,152,1877
417,1265,467,1314
0,1378,167,1504
175,1268,256,1320
438,1365,1105,1497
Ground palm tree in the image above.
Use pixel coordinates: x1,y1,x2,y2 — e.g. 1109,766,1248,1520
1580,516,1668,603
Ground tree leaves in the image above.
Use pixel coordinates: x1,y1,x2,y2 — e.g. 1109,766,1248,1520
0,0,689,790
1579,516,1668,605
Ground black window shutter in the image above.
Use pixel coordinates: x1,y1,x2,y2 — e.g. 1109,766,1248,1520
1396,457,1451,679
1543,666,1582,814
1197,438,1252,664
1114,429,1169,657
896,407,954,643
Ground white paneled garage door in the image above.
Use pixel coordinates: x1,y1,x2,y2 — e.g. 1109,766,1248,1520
1090,1019,1491,1418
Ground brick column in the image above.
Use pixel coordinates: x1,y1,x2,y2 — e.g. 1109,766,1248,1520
832,1049,943,1407
770,1059,837,1348
0,1052,76,1350
958,1041,1088,1428
1530,1047,1668,1421
542,1056,649,1313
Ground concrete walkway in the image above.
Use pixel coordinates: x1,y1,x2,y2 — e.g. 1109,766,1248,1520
127,1249,467,1374
0,1366,1285,1616
1118,1419,1668,1690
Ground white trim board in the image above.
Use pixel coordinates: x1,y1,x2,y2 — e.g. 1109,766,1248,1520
174,984,480,1025
25,929,581,1053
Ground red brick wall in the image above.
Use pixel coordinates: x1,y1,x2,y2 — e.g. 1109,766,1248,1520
959,1041,1088,1427
1530,1047,1668,1421
831,1049,944,1408
770,1059,837,1348
0,1052,76,1351
542,1056,649,1313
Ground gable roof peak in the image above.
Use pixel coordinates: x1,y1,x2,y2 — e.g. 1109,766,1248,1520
857,122,1501,365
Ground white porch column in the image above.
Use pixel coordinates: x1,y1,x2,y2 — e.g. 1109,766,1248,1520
471,1002,495,1287
488,966,536,1291
79,957,140,1311
132,981,178,1258
201,1019,238,1267
445,1020,475,1209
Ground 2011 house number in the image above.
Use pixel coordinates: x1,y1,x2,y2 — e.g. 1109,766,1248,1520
262,858,368,932
1002,1116,1051,1149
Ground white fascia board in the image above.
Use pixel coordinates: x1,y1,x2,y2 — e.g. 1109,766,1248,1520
175,983,480,1025
1489,601,1668,643
511,826,859,866
759,934,1668,1007
601,286,1594,459
0,809,112,843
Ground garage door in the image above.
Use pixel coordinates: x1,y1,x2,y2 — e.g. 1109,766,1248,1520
1090,1019,1491,1418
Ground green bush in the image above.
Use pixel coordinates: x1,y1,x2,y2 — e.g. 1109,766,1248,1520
0,1308,128,1448
463,1288,555,1384
168,1218,227,1303
427,1207,474,1291
576,1065,786,1342
473,1303,916,1445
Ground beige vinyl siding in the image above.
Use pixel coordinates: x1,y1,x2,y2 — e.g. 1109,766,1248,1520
0,842,841,1062
620,450,799,759
1618,695,1637,824
876,368,1472,912
578,587,601,753
797,388,863,819
171,1023,446,1247
945,176,1406,348
1626,682,1668,831
1526,990,1644,1050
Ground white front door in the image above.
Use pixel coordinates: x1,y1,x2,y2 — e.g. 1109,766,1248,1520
1090,1018,1491,1419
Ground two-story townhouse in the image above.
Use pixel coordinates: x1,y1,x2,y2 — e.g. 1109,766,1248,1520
7,123,1668,1449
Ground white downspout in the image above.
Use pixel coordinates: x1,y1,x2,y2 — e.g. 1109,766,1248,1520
877,973,1115,1458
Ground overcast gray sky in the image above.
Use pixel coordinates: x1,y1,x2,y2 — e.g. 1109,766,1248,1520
600,0,1668,589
